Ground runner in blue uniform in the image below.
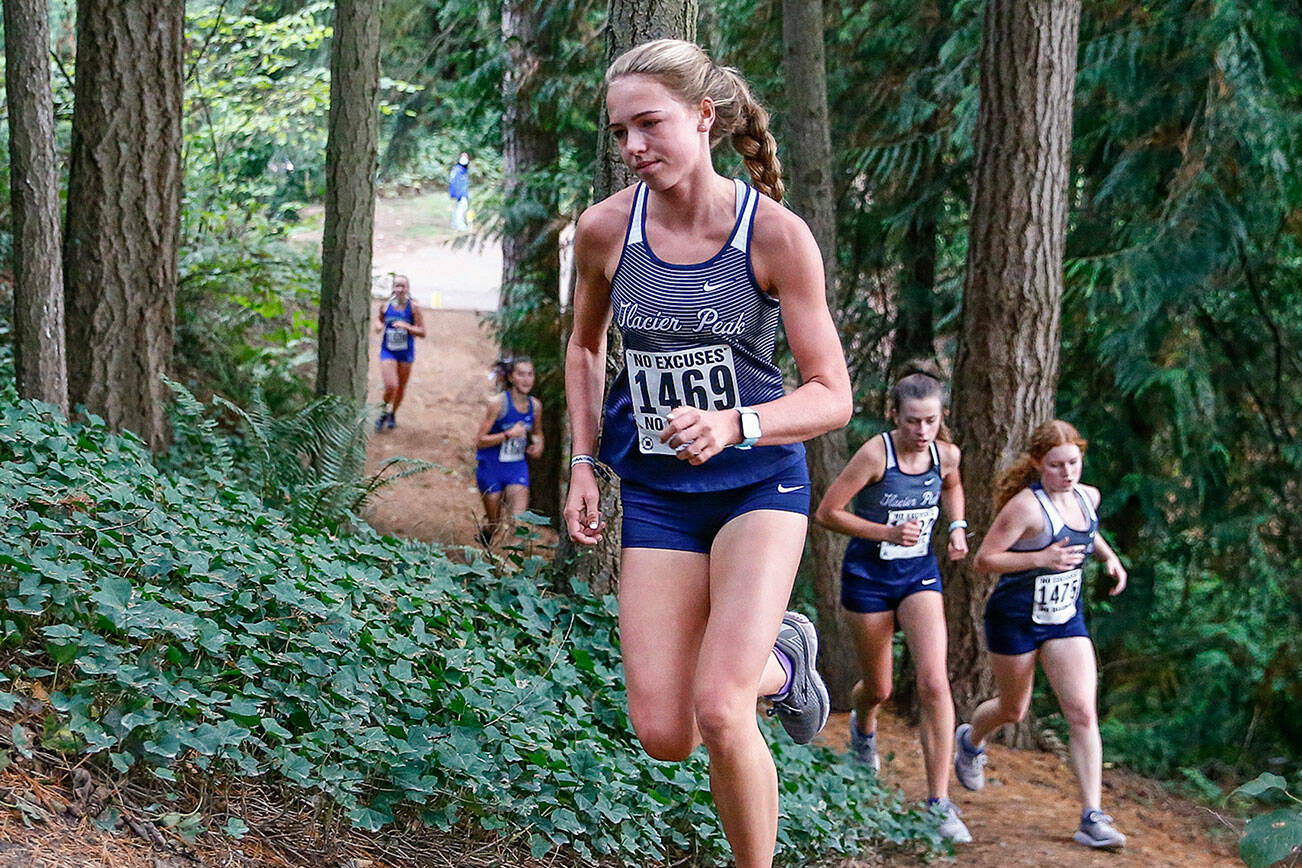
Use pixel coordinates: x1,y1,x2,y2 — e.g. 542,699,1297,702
813,362,971,843
953,419,1129,850
374,275,425,431
563,39,852,868
475,357,543,545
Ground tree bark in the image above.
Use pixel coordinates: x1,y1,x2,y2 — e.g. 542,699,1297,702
64,0,183,449
5,0,68,413
317,0,381,404
889,157,940,373
501,0,565,521
943,0,1081,734
561,0,698,595
781,0,857,710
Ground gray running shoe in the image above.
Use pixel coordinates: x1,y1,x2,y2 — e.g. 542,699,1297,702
953,723,987,791
849,710,880,771
1074,809,1126,850
932,798,973,844
768,612,830,744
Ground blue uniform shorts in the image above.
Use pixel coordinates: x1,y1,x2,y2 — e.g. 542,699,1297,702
477,459,529,495
620,462,811,554
380,345,414,364
983,580,1090,655
840,543,942,613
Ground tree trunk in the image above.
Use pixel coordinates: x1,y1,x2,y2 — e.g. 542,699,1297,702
559,0,698,595
943,0,1081,738
501,0,564,522
64,0,183,449
781,0,857,710
889,157,940,372
594,0,698,199
5,0,68,413
317,0,381,404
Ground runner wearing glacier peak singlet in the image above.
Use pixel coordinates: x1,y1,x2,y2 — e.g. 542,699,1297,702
563,39,851,868
954,419,1129,851
813,362,972,843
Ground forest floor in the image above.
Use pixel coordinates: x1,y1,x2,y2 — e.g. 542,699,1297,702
0,194,1242,866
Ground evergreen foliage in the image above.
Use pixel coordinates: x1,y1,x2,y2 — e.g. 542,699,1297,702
0,368,939,864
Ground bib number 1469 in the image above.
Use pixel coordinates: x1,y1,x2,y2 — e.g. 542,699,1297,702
626,345,740,455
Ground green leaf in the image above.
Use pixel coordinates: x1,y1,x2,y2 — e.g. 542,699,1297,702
1235,773,1292,801
1240,810,1302,868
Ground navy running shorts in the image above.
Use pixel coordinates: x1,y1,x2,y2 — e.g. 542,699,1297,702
840,550,942,614
619,461,811,554
379,345,414,364
983,581,1090,655
477,459,529,495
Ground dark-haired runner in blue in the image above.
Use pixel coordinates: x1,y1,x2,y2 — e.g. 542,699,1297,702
475,357,542,545
814,364,971,843
563,39,851,868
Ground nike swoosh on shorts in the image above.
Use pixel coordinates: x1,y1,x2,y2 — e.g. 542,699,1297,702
921,578,938,585
777,484,805,493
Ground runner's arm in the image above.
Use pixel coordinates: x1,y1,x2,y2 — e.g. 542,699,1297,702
475,399,512,449
812,438,903,542
742,204,852,444
526,398,544,458
1083,485,1127,594
407,306,427,338
940,441,969,559
563,202,621,545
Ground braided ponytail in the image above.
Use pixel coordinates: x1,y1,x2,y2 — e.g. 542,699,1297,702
607,39,785,202
722,72,785,202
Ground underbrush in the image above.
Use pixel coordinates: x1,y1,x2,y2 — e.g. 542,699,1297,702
0,382,940,865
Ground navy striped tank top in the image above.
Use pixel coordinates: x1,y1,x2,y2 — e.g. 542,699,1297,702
845,432,943,563
598,180,806,492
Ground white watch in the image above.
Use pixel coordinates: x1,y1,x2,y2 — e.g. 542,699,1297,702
736,407,761,449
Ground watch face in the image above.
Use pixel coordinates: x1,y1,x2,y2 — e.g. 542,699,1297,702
741,411,762,440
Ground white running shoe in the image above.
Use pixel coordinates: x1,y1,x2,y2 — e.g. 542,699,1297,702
1074,809,1126,849
953,723,987,791
932,798,973,844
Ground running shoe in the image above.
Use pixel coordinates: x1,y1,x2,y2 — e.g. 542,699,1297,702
931,798,973,844
374,411,389,433
849,710,880,772
953,723,987,791
767,612,830,744
1074,809,1126,850
385,412,397,430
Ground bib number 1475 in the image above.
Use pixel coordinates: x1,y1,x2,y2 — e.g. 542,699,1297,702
626,345,740,455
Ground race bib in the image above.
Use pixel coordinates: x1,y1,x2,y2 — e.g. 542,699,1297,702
384,324,410,353
878,506,940,560
499,432,527,463
1032,568,1083,625
625,345,740,456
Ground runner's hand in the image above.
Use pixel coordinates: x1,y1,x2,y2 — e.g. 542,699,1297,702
661,407,740,465
947,527,969,560
1104,555,1127,595
504,422,528,439
525,438,542,458
1040,538,1086,571
563,465,604,546
891,520,923,546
